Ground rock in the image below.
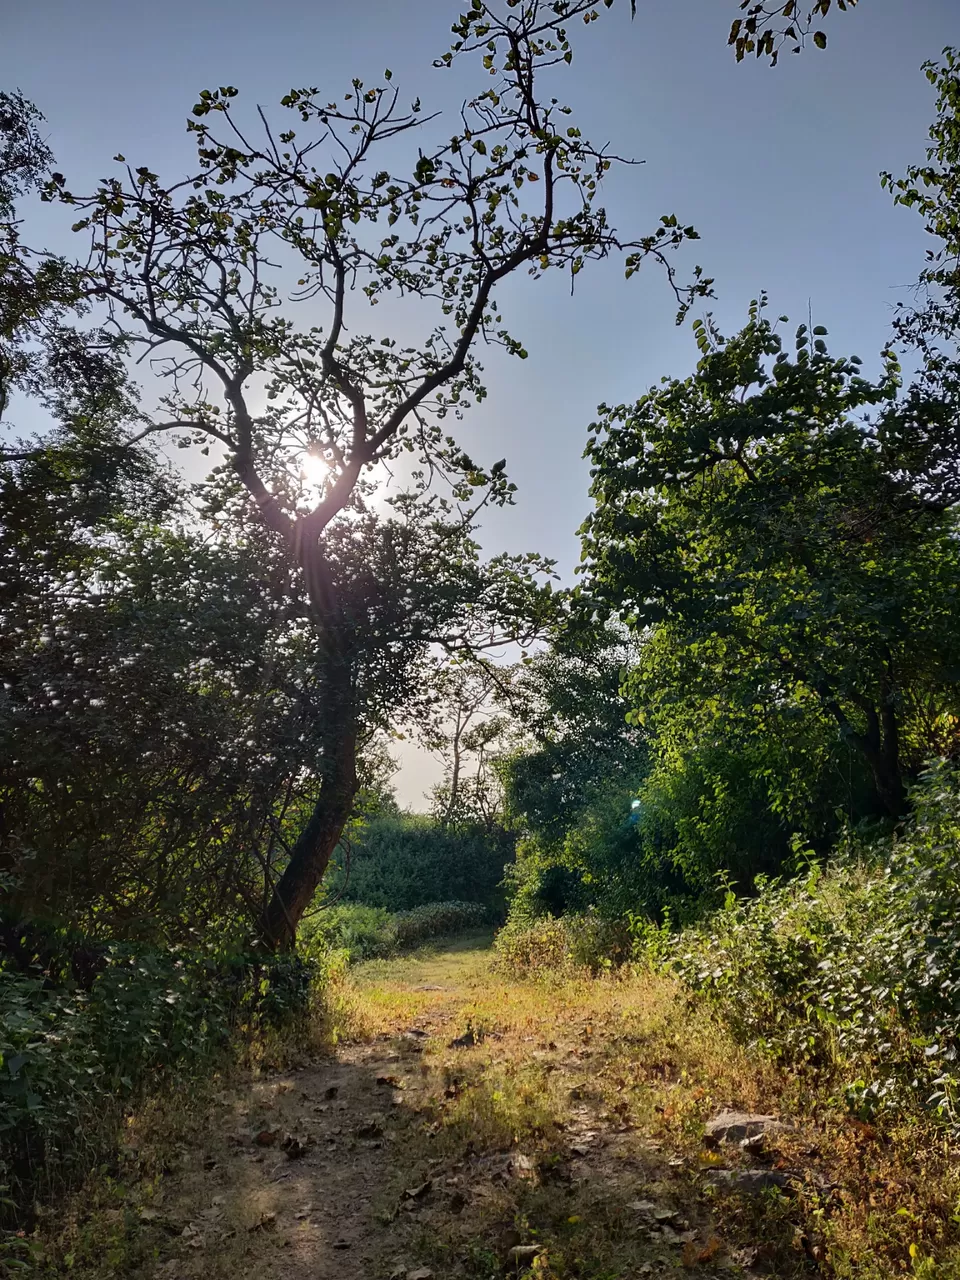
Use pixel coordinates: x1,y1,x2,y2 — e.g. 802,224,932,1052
703,1110,783,1146
740,1131,772,1159
448,1026,482,1049
709,1168,792,1194
508,1153,535,1179
508,1245,542,1262
332,1238,351,1250
404,1180,433,1201
627,1200,660,1215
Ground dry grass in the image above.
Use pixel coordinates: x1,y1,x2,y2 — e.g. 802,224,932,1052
342,941,960,1280
13,936,960,1280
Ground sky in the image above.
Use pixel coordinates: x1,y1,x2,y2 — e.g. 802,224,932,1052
3,0,957,804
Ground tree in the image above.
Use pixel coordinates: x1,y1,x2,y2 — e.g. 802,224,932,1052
496,628,657,917
724,0,858,66
499,627,645,840
580,298,960,818
30,0,711,948
880,49,960,511
424,662,513,831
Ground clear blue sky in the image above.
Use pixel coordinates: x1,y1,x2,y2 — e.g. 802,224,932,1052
4,0,957,803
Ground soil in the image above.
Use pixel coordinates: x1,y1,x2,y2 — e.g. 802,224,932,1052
132,937,783,1280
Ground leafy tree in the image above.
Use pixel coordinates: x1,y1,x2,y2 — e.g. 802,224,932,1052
724,0,858,65
498,629,654,916
880,49,960,511
500,628,645,840
27,0,711,948
580,298,960,818
424,662,514,831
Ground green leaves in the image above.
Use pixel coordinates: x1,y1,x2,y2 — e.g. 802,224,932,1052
582,300,960,825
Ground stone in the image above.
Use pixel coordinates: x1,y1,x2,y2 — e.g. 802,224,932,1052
508,1245,542,1262
709,1168,792,1194
703,1110,783,1146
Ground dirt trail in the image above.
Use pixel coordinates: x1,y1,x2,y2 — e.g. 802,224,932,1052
138,937,793,1280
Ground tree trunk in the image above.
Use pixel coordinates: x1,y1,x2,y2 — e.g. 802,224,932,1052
862,696,907,818
259,665,359,952
820,685,907,819
254,528,365,951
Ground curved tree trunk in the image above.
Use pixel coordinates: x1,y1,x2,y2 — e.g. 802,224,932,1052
259,536,360,951
259,684,358,951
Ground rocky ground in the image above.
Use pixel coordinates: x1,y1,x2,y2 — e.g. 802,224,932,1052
108,935,855,1280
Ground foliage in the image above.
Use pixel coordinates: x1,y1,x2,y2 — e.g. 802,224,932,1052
328,812,513,914
0,456,314,938
0,936,312,1224
581,296,960,819
663,762,960,1128
633,686,876,894
300,899,489,964
725,0,859,66
499,632,661,920
495,909,632,975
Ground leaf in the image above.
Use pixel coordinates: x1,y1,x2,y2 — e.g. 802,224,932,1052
813,30,827,48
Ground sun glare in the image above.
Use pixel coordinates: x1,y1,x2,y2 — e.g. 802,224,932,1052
301,452,330,487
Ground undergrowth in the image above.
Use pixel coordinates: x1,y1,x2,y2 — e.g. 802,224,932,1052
0,932,316,1233
665,762,960,1130
301,899,489,964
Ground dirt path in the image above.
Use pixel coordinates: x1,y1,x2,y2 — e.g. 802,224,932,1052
136,936,814,1280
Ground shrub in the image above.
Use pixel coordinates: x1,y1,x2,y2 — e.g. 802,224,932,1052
393,901,488,948
662,762,960,1127
300,900,490,965
495,911,633,977
0,938,312,1225
327,814,513,913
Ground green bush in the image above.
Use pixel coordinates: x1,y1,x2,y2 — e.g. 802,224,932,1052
393,901,488,948
504,783,682,924
327,814,513,913
300,900,490,965
300,904,397,963
0,938,312,1224
662,761,960,1127
495,911,633,976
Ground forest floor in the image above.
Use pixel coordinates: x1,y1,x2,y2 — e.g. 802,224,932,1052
44,934,956,1280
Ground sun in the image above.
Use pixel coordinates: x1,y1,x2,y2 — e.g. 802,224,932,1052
301,451,330,487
